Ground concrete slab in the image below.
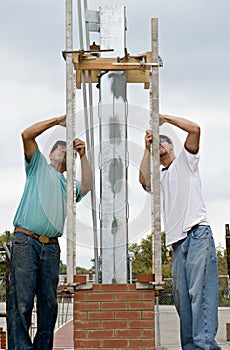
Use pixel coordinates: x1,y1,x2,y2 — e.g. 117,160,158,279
159,305,230,350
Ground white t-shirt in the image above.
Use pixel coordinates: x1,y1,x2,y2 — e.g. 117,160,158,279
160,147,209,247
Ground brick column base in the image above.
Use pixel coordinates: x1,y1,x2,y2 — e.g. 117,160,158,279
0,327,7,349
74,283,155,349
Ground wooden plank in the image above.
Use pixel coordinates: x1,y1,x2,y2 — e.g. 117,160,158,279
75,69,151,88
72,51,154,71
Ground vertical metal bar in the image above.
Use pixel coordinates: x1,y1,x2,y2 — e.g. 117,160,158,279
150,18,162,285
84,0,90,47
150,18,163,349
83,0,99,283
225,224,230,296
155,295,161,346
77,0,99,282
66,0,76,284
77,0,84,50
5,231,10,350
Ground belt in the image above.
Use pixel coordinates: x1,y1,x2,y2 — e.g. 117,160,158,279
187,223,200,234
172,224,200,250
14,227,58,244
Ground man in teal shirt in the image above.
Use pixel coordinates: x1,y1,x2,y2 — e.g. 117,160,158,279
8,115,93,349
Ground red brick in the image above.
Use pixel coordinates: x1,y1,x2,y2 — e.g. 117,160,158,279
142,310,154,319
74,329,87,338
115,329,141,338
115,310,141,319
76,302,100,311
74,275,87,284
88,329,114,338
89,284,101,292
129,301,154,310
127,284,137,291
102,339,128,348
101,284,128,292
102,320,128,329
129,338,155,347
87,292,114,301
227,323,230,341
116,292,141,300
143,328,155,338
74,339,101,348
130,319,154,329
74,293,86,301
74,311,87,320
141,291,155,300
88,311,114,319
137,273,154,283
101,301,127,310
74,320,101,329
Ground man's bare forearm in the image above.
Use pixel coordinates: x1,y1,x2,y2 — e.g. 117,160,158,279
79,154,93,195
160,114,199,133
22,116,66,141
139,149,151,192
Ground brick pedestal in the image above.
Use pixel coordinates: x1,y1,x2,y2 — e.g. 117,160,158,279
74,283,155,349
0,327,6,349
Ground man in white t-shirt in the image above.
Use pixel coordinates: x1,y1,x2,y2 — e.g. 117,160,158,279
139,114,221,350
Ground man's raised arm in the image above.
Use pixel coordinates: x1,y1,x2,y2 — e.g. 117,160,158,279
160,114,200,154
22,115,66,161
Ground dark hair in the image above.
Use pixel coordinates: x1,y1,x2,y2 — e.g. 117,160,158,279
159,135,173,144
50,140,66,154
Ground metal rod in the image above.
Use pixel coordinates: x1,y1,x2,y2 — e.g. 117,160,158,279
84,0,99,283
226,224,230,274
79,0,99,282
225,224,230,296
66,0,76,284
155,295,161,346
150,17,163,349
3,243,10,260
150,18,162,285
77,0,84,50
112,62,160,67
84,0,90,49
63,49,114,54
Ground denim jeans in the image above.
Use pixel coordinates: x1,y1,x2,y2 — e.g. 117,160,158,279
172,226,221,350
8,231,60,350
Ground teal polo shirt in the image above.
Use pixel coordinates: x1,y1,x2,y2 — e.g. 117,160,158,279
13,147,82,237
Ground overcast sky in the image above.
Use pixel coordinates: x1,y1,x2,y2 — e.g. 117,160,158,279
1,0,230,268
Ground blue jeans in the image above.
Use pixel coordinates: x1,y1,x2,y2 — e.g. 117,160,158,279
8,232,60,349
172,226,221,350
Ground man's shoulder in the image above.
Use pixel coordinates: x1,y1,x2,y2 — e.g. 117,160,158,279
176,146,200,172
25,147,48,172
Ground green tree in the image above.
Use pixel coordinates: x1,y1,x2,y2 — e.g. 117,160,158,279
129,233,172,280
0,231,12,299
216,243,230,306
129,236,152,279
59,260,67,274
76,266,90,275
